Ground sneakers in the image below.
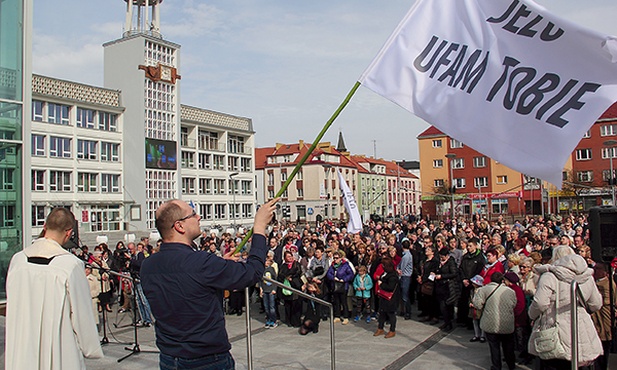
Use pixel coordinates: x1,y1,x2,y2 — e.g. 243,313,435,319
366,316,371,323
341,318,349,325
333,317,341,323
353,316,360,322
264,321,279,329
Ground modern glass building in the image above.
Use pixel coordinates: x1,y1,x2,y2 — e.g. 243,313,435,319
0,0,31,299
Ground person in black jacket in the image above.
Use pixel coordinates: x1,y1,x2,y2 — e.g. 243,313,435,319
373,258,400,338
278,250,304,327
458,237,486,326
418,244,439,323
434,248,461,331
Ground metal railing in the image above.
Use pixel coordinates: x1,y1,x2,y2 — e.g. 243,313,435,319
570,280,590,370
243,277,335,370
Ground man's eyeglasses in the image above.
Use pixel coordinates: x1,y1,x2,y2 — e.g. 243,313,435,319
172,210,197,228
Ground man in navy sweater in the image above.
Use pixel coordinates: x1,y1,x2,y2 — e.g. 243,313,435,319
141,198,279,369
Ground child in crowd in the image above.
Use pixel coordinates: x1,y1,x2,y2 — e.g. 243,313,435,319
468,274,486,343
260,258,278,328
353,265,373,323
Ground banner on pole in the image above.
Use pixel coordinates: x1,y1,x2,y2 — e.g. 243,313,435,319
337,170,363,234
359,0,617,187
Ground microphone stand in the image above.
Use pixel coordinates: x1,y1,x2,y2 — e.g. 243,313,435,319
118,270,158,363
86,263,129,345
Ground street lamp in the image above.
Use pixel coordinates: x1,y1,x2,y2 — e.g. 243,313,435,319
229,172,239,229
603,140,617,205
445,153,456,222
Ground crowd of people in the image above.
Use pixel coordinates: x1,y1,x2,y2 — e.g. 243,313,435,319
73,211,614,370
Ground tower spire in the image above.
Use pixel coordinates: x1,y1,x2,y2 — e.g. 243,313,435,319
124,0,163,39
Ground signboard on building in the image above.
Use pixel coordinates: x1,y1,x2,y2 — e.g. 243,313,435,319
145,138,178,170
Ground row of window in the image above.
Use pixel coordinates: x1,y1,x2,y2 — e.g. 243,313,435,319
432,138,464,149
180,152,252,172
433,156,487,169
435,176,492,189
180,129,250,155
32,170,120,193
575,147,617,161
267,171,304,185
33,101,119,131
181,177,253,195
576,169,616,183
32,135,121,162
32,205,121,232
198,203,254,220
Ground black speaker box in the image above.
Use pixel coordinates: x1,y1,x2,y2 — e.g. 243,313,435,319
589,206,617,263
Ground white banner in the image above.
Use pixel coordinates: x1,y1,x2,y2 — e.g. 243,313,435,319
359,0,617,187
337,170,363,234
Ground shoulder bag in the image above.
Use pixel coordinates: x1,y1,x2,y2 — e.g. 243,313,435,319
529,279,568,360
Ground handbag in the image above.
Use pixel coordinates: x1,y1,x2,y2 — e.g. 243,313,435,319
421,281,434,296
529,277,568,360
333,281,346,294
282,279,293,296
376,283,395,301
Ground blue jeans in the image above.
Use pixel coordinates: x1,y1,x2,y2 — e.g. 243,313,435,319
135,282,153,324
263,292,277,323
400,276,412,318
160,352,235,370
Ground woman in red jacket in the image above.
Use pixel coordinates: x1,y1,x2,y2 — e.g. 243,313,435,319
480,249,504,285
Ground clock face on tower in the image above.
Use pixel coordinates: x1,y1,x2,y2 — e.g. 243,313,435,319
160,65,172,82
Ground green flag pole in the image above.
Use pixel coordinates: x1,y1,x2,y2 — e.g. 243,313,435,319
233,81,361,254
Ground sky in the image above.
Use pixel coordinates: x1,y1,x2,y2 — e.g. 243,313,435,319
32,0,617,163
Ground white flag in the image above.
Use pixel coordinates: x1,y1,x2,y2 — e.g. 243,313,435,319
359,0,617,187
337,170,362,234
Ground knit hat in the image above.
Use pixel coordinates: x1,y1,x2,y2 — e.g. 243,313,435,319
504,271,520,284
470,275,484,287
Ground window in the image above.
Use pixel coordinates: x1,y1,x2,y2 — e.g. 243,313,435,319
229,179,238,195
213,155,225,170
496,175,508,184
0,205,16,227
227,156,239,171
199,178,212,194
32,100,44,121
181,151,195,168
453,178,466,188
297,171,303,180
474,177,488,188
240,157,251,172
214,204,226,220
101,142,120,162
214,179,226,194
523,175,540,190
297,188,304,197
49,136,72,158
268,190,275,199
603,170,616,183
32,170,45,191
182,177,196,194
200,204,213,220
282,189,288,198
32,205,46,226
32,134,45,156
432,139,442,148
229,203,238,219
601,124,617,137
492,199,508,214
267,172,274,186
602,147,617,159
563,171,569,181
77,140,97,160
180,127,189,147
198,130,219,151
99,112,118,131
281,172,288,181
89,206,121,232
199,153,211,169
450,139,464,148
451,158,464,169
228,135,245,154
242,204,253,218
434,179,444,187
77,173,98,192
0,169,14,190
433,159,443,168
582,130,591,138
577,171,593,182
575,148,592,161
101,174,120,193
241,180,252,195
50,171,72,192
76,108,95,128
47,103,70,125
473,156,486,168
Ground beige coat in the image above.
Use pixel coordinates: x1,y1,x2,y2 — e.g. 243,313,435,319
473,282,517,334
591,277,616,341
529,254,602,363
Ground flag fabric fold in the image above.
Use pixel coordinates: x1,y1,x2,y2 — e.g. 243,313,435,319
337,170,363,234
359,0,617,187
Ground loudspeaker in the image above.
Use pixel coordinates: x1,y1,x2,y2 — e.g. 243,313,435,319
63,218,80,251
589,206,617,263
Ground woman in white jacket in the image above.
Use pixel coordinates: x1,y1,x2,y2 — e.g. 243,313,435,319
529,251,602,369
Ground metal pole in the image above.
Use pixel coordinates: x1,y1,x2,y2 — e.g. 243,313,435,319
245,287,253,370
570,281,578,370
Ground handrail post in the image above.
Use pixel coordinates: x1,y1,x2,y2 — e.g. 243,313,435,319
570,281,578,370
245,287,253,370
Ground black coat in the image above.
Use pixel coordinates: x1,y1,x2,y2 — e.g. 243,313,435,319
435,257,461,305
377,271,400,312
278,261,303,301
459,250,485,280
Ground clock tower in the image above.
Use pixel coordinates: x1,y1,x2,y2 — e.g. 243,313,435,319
103,0,182,231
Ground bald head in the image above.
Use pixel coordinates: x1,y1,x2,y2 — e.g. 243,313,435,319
155,200,187,240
